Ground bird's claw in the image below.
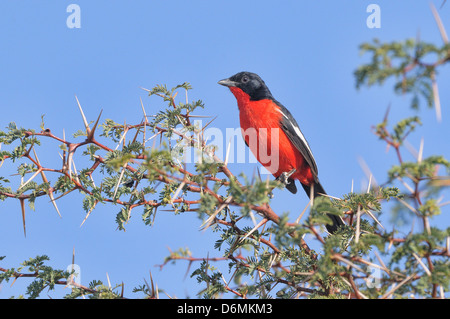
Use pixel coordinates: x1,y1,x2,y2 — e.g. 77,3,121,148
276,169,296,186
268,169,297,198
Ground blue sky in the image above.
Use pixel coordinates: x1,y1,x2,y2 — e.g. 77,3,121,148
0,1,449,298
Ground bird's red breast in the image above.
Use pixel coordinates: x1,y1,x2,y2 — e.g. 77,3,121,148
229,87,314,185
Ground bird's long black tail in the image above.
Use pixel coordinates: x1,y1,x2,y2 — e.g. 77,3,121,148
301,181,344,234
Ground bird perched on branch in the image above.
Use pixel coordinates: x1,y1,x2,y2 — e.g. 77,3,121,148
218,71,344,233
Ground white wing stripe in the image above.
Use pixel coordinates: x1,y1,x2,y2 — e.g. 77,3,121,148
276,108,313,155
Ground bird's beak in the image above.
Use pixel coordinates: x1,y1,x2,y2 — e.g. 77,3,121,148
218,78,238,87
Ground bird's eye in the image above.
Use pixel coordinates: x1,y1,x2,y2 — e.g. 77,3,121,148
242,76,249,83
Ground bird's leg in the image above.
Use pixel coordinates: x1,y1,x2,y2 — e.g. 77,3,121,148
276,168,297,186
269,169,297,198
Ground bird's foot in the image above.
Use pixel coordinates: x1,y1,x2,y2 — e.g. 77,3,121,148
276,169,297,186
268,169,297,198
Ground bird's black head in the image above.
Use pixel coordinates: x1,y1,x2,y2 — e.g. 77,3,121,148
218,72,273,101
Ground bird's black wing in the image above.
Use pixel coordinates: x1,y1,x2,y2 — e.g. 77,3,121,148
274,100,319,182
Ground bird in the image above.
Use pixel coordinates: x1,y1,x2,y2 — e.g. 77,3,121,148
218,71,344,233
